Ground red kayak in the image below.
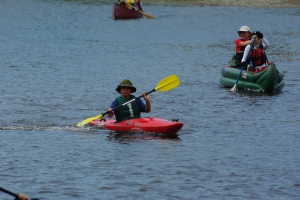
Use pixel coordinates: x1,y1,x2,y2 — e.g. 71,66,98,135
89,117,183,135
112,3,143,20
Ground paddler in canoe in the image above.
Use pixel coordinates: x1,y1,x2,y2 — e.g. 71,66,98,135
240,31,270,72
107,79,151,122
233,26,269,69
119,0,143,11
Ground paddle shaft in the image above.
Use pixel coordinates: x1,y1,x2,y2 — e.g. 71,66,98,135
101,89,156,117
0,187,18,197
0,187,39,200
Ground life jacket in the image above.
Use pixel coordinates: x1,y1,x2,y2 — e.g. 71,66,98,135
235,38,250,64
115,95,141,122
249,47,266,67
235,45,246,64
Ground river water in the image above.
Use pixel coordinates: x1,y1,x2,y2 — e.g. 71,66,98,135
1,0,299,199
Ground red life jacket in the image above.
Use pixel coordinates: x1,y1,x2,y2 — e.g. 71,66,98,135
235,38,249,64
249,47,266,66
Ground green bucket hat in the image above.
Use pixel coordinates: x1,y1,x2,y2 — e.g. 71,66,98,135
115,79,136,93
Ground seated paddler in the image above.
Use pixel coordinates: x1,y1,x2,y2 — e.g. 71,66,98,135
119,0,139,10
107,79,151,122
241,31,270,72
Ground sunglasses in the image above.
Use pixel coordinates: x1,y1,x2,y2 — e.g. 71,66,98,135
121,86,131,90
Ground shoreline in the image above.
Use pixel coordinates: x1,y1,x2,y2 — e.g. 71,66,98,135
103,0,300,8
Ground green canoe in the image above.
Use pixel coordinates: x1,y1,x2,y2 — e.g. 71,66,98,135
220,57,284,93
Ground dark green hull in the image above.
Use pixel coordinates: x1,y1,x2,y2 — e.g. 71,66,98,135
220,60,284,93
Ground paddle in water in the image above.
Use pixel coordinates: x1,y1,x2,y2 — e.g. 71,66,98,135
76,74,180,127
230,36,256,92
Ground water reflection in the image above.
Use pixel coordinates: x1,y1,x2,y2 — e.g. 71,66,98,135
1,1,299,199
106,131,180,143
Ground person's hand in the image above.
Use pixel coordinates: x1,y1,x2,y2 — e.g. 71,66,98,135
142,92,150,102
241,61,247,67
252,31,263,39
16,194,28,200
107,108,114,118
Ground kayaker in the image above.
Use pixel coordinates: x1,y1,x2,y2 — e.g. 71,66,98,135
241,31,269,72
234,26,252,66
107,79,151,122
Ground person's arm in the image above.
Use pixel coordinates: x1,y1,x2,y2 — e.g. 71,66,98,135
136,93,150,113
241,45,251,62
107,100,119,118
143,92,151,113
235,39,251,53
261,37,269,50
239,40,252,46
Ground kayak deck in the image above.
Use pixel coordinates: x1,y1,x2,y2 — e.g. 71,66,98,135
89,117,183,135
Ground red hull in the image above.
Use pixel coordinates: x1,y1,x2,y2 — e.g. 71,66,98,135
89,117,183,135
112,3,143,20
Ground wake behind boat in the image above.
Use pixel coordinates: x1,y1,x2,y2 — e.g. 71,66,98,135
220,56,284,93
89,117,183,135
112,3,143,20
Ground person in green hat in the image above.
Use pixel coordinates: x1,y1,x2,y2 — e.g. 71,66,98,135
107,79,151,122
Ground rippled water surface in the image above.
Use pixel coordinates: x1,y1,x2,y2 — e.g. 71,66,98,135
1,0,300,199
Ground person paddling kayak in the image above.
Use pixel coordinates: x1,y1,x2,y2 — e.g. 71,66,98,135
107,79,151,122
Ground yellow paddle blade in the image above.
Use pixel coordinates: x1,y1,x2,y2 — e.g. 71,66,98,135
155,74,180,92
76,114,103,127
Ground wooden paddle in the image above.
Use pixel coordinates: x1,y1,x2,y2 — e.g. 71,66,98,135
123,1,154,19
76,74,180,127
230,37,256,92
0,187,39,200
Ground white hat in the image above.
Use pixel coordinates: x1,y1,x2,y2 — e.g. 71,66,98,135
237,26,250,32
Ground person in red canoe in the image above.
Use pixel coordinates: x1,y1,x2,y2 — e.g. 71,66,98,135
120,0,142,11
107,79,151,122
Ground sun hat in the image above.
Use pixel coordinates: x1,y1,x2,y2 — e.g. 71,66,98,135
237,26,250,33
115,79,136,93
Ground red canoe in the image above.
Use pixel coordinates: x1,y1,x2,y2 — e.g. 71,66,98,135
112,3,143,20
89,117,183,135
